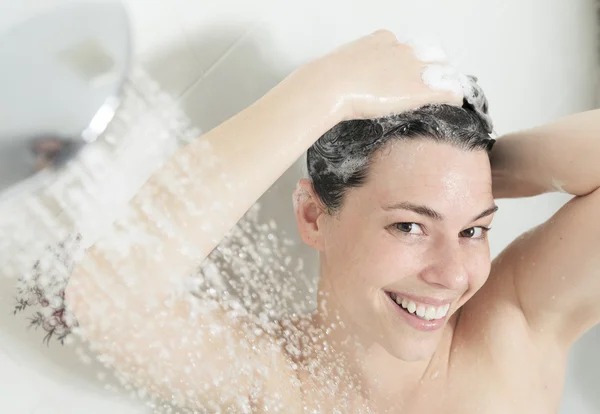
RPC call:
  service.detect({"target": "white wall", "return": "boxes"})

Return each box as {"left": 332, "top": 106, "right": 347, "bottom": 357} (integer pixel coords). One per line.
{"left": 0, "top": 0, "right": 598, "bottom": 412}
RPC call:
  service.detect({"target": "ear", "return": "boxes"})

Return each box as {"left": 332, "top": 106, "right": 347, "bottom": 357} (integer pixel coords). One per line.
{"left": 293, "top": 178, "right": 327, "bottom": 251}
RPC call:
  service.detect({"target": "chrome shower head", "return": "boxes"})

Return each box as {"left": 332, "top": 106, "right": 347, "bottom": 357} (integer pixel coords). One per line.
{"left": 0, "top": 1, "right": 131, "bottom": 204}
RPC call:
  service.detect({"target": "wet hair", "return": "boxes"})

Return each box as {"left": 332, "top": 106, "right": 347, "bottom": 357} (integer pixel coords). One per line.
{"left": 306, "top": 76, "right": 495, "bottom": 213}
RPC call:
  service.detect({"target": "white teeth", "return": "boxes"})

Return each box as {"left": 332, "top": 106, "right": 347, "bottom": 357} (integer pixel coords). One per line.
{"left": 390, "top": 294, "right": 451, "bottom": 321}
{"left": 424, "top": 307, "right": 437, "bottom": 320}
{"left": 436, "top": 304, "right": 450, "bottom": 319}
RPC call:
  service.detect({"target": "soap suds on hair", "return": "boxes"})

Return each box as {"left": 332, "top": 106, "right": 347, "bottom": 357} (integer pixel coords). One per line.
{"left": 421, "top": 64, "right": 463, "bottom": 97}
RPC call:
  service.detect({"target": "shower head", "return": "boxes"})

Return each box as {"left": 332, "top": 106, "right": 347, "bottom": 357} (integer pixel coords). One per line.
{"left": 0, "top": 1, "right": 131, "bottom": 205}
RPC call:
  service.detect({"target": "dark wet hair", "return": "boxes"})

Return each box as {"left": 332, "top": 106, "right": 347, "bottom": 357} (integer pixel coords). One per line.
{"left": 306, "top": 77, "right": 495, "bottom": 213}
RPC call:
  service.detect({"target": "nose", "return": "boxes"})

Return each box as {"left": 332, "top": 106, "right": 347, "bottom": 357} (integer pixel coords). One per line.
{"left": 419, "top": 243, "right": 469, "bottom": 291}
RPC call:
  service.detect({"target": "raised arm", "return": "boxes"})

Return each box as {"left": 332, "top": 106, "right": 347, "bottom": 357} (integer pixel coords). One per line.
{"left": 490, "top": 108, "right": 600, "bottom": 345}
{"left": 64, "top": 62, "right": 340, "bottom": 410}
{"left": 64, "top": 30, "right": 462, "bottom": 410}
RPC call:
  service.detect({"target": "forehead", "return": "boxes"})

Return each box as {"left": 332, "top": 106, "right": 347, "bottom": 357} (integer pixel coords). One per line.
{"left": 363, "top": 139, "right": 493, "bottom": 210}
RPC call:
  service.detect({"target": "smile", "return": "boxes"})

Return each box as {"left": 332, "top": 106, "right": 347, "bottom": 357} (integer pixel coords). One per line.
{"left": 386, "top": 292, "right": 450, "bottom": 321}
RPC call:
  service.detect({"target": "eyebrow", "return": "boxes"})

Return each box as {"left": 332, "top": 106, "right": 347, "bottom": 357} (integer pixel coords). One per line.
{"left": 382, "top": 202, "right": 499, "bottom": 222}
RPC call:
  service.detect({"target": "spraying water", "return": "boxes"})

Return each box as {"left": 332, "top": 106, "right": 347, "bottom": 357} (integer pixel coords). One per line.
{"left": 5, "top": 67, "right": 337, "bottom": 413}
{"left": 5, "top": 37, "right": 486, "bottom": 413}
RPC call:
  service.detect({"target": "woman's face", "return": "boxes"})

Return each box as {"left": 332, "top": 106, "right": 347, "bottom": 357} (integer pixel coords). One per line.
{"left": 303, "top": 139, "right": 496, "bottom": 362}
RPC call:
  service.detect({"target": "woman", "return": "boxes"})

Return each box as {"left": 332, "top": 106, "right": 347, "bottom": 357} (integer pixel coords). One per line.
{"left": 64, "top": 30, "right": 600, "bottom": 412}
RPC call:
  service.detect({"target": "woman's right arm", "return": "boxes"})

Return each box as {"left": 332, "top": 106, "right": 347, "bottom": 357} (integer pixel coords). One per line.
{"left": 64, "top": 56, "right": 343, "bottom": 411}
{"left": 64, "top": 30, "right": 462, "bottom": 410}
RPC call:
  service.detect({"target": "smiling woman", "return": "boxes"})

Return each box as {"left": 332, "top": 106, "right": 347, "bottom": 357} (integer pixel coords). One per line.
{"left": 296, "top": 88, "right": 498, "bottom": 362}
{"left": 62, "top": 29, "right": 600, "bottom": 413}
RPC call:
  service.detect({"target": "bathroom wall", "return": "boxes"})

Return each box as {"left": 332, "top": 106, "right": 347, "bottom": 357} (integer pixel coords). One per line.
{"left": 0, "top": 0, "right": 598, "bottom": 412}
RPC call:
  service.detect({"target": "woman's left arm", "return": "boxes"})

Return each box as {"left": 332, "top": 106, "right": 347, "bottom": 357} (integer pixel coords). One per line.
{"left": 490, "top": 108, "right": 600, "bottom": 346}
{"left": 491, "top": 108, "right": 600, "bottom": 199}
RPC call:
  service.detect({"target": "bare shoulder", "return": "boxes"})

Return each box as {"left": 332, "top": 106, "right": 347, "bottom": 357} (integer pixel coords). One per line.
{"left": 451, "top": 216, "right": 579, "bottom": 393}
{"left": 254, "top": 329, "right": 305, "bottom": 413}
{"left": 456, "top": 247, "right": 540, "bottom": 354}
{"left": 457, "top": 235, "right": 562, "bottom": 355}
{"left": 451, "top": 250, "right": 568, "bottom": 409}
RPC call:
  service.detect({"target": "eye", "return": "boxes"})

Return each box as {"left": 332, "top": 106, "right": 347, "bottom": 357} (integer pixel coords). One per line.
{"left": 393, "top": 222, "right": 425, "bottom": 235}
{"left": 460, "top": 226, "right": 491, "bottom": 239}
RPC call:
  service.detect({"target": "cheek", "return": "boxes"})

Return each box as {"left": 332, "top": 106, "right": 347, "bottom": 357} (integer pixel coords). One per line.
{"left": 324, "top": 226, "right": 397, "bottom": 288}
{"left": 322, "top": 214, "right": 375, "bottom": 265}
{"left": 322, "top": 227, "right": 357, "bottom": 265}
{"left": 353, "top": 236, "right": 422, "bottom": 291}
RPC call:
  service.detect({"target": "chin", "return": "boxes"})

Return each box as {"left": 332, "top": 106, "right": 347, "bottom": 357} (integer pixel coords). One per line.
{"left": 374, "top": 292, "right": 448, "bottom": 361}
{"left": 385, "top": 337, "right": 439, "bottom": 362}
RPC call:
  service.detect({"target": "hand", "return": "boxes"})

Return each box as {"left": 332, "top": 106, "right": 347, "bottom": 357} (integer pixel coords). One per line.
{"left": 303, "top": 30, "right": 464, "bottom": 120}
